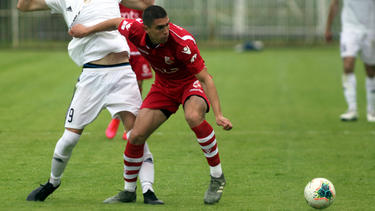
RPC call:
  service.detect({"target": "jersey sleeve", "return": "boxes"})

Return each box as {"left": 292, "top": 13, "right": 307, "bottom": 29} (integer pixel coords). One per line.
{"left": 117, "top": 18, "right": 140, "bottom": 40}
{"left": 45, "top": 0, "right": 64, "bottom": 14}
{"left": 178, "top": 40, "right": 206, "bottom": 75}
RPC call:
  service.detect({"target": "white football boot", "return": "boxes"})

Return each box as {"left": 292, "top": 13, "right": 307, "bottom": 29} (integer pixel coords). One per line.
{"left": 367, "top": 112, "right": 375, "bottom": 122}
{"left": 340, "top": 110, "right": 358, "bottom": 121}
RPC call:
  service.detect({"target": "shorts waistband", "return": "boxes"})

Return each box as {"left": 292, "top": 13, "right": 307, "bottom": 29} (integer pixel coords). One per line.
{"left": 83, "top": 62, "right": 130, "bottom": 69}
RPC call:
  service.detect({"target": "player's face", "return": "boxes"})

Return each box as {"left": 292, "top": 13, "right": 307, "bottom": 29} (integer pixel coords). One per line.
{"left": 146, "top": 17, "right": 170, "bottom": 44}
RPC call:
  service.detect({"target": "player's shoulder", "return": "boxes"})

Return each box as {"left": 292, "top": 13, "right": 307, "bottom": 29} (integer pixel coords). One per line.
{"left": 120, "top": 18, "right": 143, "bottom": 31}
{"left": 169, "top": 23, "right": 197, "bottom": 47}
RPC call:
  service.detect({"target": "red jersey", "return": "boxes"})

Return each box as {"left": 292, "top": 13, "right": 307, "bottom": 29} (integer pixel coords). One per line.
{"left": 118, "top": 19, "right": 206, "bottom": 87}
{"left": 118, "top": 4, "right": 142, "bottom": 53}
{"left": 119, "top": 4, "right": 143, "bottom": 19}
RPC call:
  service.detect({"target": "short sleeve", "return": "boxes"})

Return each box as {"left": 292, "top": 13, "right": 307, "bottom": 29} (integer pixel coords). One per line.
{"left": 118, "top": 18, "right": 143, "bottom": 42}
{"left": 118, "top": 19, "right": 137, "bottom": 38}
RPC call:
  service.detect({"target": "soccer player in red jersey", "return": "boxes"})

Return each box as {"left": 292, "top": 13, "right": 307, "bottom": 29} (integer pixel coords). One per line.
{"left": 70, "top": 5, "right": 232, "bottom": 204}
{"left": 106, "top": 3, "right": 154, "bottom": 140}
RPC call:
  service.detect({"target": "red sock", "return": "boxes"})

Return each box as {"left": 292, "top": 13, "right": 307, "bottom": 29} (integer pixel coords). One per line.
{"left": 191, "top": 120, "right": 220, "bottom": 167}
{"left": 123, "top": 141, "right": 144, "bottom": 183}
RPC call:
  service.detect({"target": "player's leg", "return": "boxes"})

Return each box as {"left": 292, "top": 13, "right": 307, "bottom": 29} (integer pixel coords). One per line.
{"left": 121, "top": 80, "right": 143, "bottom": 140}
{"left": 139, "top": 142, "right": 164, "bottom": 204}
{"left": 341, "top": 57, "right": 358, "bottom": 120}
{"left": 117, "top": 110, "right": 163, "bottom": 204}
{"left": 340, "top": 31, "right": 361, "bottom": 121}
{"left": 364, "top": 64, "right": 375, "bottom": 122}
{"left": 183, "top": 95, "right": 225, "bottom": 204}
{"left": 26, "top": 127, "right": 83, "bottom": 201}
{"left": 26, "top": 67, "right": 103, "bottom": 201}
{"left": 361, "top": 33, "right": 375, "bottom": 122}
{"left": 104, "top": 108, "right": 167, "bottom": 204}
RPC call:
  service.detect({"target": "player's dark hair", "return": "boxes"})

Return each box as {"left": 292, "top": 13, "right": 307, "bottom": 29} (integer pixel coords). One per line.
{"left": 142, "top": 5, "right": 167, "bottom": 27}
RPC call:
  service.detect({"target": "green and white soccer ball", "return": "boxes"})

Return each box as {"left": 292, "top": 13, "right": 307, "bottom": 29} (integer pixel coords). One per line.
{"left": 304, "top": 178, "right": 336, "bottom": 209}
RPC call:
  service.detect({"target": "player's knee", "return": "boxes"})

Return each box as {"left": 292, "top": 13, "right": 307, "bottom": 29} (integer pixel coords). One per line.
{"left": 343, "top": 60, "right": 355, "bottom": 73}
{"left": 128, "top": 130, "right": 147, "bottom": 145}
{"left": 54, "top": 130, "right": 80, "bottom": 157}
{"left": 185, "top": 110, "right": 204, "bottom": 127}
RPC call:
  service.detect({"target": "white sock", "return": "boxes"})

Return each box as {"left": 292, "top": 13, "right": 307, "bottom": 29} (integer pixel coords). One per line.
{"left": 342, "top": 73, "right": 357, "bottom": 111}
{"left": 210, "top": 163, "right": 223, "bottom": 178}
{"left": 124, "top": 182, "right": 137, "bottom": 192}
{"left": 366, "top": 77, "right": 375, "bottom": 114}
{"left": 139, "top": 143, "right": 155, "bottom": 193}
{"left": 49, "top": 129, "right": 80, "bottom": 187}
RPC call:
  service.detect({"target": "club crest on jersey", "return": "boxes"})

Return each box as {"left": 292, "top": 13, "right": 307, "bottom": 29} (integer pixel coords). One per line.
{"left": 182, "top": 46, "right": 191, "bottom": 54}
{"left": 193, "top": 80, "right": 201, "bottom": 88}
{"left": 164, "top": 56, "right": 174, "bottom": 65}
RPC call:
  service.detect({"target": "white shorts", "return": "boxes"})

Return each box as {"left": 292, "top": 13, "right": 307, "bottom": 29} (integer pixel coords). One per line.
{"left": 65, "top": 63, "right": 142, "bottom": 129}
{"left": 340, "top": 30, "right": 375, "bottom": 65}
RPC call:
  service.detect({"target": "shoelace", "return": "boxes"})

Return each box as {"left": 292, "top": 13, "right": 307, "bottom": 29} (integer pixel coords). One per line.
{"left": 144, "top": 191, "right": 158, "bottom": 200}
{"left": 36, "top": 183, "right": 53, "bottom": 197}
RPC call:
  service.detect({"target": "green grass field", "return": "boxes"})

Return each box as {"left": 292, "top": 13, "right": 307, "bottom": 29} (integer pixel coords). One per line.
{"left": 1, "top": 46, "right": 374, "bottom": 211}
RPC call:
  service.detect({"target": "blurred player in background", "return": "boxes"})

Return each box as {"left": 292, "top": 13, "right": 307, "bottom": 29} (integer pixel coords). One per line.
{"left": 325, "top": 0, "right": 375, "bottom": 122}
{"left": 106, "top": 2, "right": 154, "bottom": 140}
{"left": 17, "top": 0, "right": 162, "bottom": 204}
{"left": 70, "top": 5, "right": 232, "bottom": 205}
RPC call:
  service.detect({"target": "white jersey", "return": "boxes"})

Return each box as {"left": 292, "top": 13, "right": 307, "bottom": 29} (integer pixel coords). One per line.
{"left": 341, "top": 0, "right": 375, "bottom": 33}
{"left": 45, "top": 0, "right": 129, "bottom": 66}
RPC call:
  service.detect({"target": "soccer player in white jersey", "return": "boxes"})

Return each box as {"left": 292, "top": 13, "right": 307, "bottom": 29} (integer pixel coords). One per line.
{"left": 326, "top": 0, "right": 375, "bottom": 122}
{"left": 17, "top": 0, "right": 163, "bottom": 204}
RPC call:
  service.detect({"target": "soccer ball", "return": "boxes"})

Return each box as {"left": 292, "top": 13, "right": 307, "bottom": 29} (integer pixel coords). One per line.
{"left": 304, "top": 178, "right": 336, "bottom": 209}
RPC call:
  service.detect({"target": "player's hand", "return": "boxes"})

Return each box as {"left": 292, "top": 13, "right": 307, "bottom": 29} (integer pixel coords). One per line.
{"left": 69, "top": 24, "right": 90, "bottom": 38}
{"left": 325, "top": 30, "right": 333, "bottom": 42}
{"left": 216, "top": 116, "right": 232, "bottom": 131}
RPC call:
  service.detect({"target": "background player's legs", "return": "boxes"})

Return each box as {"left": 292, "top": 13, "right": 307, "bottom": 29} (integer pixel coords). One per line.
{"left": 184, "top": 96, "right": 225, "bottom": 204}
{"left": 365, "top": 64, "right": 375, "bottom": 122}
{"left": 341, "top": 57, "right": 358, "bottom": 121}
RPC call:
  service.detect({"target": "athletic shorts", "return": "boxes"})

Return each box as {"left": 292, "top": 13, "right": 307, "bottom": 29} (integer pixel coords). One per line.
{"left": 64, "top": 63, "right": 142, "bottom": 129}
{"left": 141, "top": 79, "right": 210, "bottom": 114}
{"left": 340, "top": 30, "right": 375, "bottom": 65}
{"left": 129, "top": 53, "right": 153, "bottom": 81}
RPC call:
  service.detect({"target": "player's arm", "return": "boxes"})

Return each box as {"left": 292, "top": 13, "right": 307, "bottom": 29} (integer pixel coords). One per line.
{"left": 195, "top": 68, "right": 233, "bottom": 131}
{"left": 120, "top": 0, "right": 154, "bottom": 10}
{"left": 325, "top": 0, "right": 339, "bottom": 42}
{"left": 17, "top": 0, "right": 49, "bottom": 11}
{"left": 69, "top": 18, "right": 124, "bottom": 38}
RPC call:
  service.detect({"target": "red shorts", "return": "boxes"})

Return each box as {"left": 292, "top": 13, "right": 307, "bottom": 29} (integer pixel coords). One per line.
{"left": 141, "top": 79, "right": 210, "bottom": 114}
{"left": 129, "top": 54, "right": 153, "bottom": 81}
